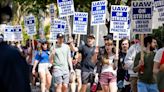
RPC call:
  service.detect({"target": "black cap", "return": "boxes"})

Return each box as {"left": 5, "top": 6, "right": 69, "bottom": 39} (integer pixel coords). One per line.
{"left": 57, "top": 33, "right": 64, "bottom": 38}
{"left": 87, "top": 34, "right": 95, "bottom": 39}
{"left": 103, "top": 34, "right": 113, "bottom": 40}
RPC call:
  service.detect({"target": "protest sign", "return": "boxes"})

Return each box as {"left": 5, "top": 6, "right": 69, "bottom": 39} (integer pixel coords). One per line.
{"left": 73, "top": 12, "right": 88, "bottom": 35}
{"left": 132, "top": 1, "right": 153, "bottom": 34}
{"left": 57, "top": 0, "right": 75, "bottom": 17}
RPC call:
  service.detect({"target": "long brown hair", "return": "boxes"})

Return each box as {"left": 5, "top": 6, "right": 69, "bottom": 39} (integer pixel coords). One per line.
{"left": 103, "top": 40, "right": 115, "bottom": 60}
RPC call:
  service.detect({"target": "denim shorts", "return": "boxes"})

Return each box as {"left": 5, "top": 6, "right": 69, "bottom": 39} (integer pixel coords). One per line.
{"left": 137, "top": 81, "right": 159, "bottom": 92}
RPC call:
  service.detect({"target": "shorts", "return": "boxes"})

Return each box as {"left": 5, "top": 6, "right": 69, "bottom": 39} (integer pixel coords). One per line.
{"left": 38, "top": 63, "right": 49, "bottom": 73}
{"left": 52, "top": 73, "right": 70, "bottom": 85}
{"left": 99, "top": 72, "right": 116, "bottom": 85}
{"left": 81, "top": 71, "right": 94, "bottom": 84}
{"left": 75, "top": 69, "right": 81, "bottom": 79}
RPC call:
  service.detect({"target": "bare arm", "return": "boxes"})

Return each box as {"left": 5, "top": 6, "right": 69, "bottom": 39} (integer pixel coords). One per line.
{"left": 153, "top": 62, "right": 160, "bottom": 74}
{"left": 69, "top": 42, "right": 78, "bottom": 52}
{"left": 67, "top": 46, "right": 74, "bottom": 71}
{"left": 32, "top": 60, "right": 39, "bottom": 72}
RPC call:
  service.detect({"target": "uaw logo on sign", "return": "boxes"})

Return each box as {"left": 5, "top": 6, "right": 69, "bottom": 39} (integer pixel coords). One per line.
{"left": 154, "top": 0, "right": 164, "bottom": 22}
{"left": 57, "top": 0, "right": 75, "bottom": 17}
{"left": 110, "top": 5, "right": 129, "bottom": 33}
{"left": 132, "top": 1, "right": 153, "bottom": 34}
{"left": 14, "top": 25, "right": 23, "bottom": 41}
{"left": 73, "top": 12, "right": 88, "bottom": 35}
{"left": 4, "top": 26, "right": 15, "bottom": 41}
{"left": 25, "top": 15, "right": 36, "bottom": 35}
{"left": 50, "top": 19, "right": 66, "bottom": 33}
{"left": 91, "top": 1, "right": 106, "bottom": 25}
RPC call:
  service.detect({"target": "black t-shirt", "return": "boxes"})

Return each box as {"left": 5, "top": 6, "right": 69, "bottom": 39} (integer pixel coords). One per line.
{"left": 0, "top": 42, "right": 31, "bottom": 92}
{"left": 78, "top": 44, "right": 96, "bottom": 72}
{"left": 117, "top": 51, "right": 129, "bottom": 81}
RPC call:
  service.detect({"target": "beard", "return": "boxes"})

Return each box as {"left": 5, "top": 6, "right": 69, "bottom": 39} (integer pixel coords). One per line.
{"left": 150, "top": 46, "right": 155, "bottom": 51}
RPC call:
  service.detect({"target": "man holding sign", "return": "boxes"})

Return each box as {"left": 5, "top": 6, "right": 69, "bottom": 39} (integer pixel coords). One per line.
{"left": 133, "top": 36, "right": 158, "bottom": 92}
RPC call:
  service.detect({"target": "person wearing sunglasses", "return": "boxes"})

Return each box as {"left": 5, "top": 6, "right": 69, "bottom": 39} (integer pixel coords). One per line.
{"left": 32, "top": 39, "right": 52, "bottom": 92}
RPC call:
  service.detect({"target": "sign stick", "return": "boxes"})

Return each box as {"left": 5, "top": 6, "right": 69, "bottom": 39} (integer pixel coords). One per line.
{"left": 116, "top": 33, "right": 119, "bottom": 58}
{"left": 77, "top": 34, "right": 81, "bottom": 47}
{"left": 66, "top": 16, "right": 72, "bottom": 37}
{"left": 140, "top": 34, "right": 144, "bottom": 61}
{"left": 96, "top": 25, "right": 99, "bottom": 46}
{"left": 31, "top": 36, "right": 35, "bottom": 50}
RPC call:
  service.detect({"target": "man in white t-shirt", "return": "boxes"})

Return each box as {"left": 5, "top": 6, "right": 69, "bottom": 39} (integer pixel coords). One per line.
{"left": 153, "top": 47, "right": 164, "bottom": 92}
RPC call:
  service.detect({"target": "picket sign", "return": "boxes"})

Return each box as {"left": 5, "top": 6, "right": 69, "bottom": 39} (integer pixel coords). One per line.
{"left": 91, "top": 1, "right": 106, "bottom": 46}
{"left": 154, "top": 0, "right": 164, "bottom": 22}
{"left": 132, "top": 1, "right": 153, "bottom": 62}
{"left": 25, "top": 15, "right": 36, "bottom": 36}
{"left": 73, "top": 12, "right": 88, "bottom": 35}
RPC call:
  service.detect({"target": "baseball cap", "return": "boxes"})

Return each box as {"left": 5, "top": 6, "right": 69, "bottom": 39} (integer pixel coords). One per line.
{"left": 38, "top": 38, "right": 47, "bottom": 44}
{"left": 87, "top": 34, "right": 95, "bottom": 39}
{"left": 57, "top": 33, "right": 64, "bottom": 38}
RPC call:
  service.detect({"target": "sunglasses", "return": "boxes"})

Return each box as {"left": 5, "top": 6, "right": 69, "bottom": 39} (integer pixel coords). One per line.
{"left": 41, "top": 42, "right": 47, "bottom": 45}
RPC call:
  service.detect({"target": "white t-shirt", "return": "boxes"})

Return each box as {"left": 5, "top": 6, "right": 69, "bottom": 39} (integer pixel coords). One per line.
{"left": 101, "top": 54, "right": 117, "bottom": 76}
{"left": 154, "top": 47, "right": 164, "bottom": 63}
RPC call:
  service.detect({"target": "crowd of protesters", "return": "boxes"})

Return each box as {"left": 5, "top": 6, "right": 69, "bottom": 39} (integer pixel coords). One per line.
{"left": 1, "top": 1, "right": 164, "bottom": 92}
{"left": 1, "top": 32, "right": 163, "bottom": 92}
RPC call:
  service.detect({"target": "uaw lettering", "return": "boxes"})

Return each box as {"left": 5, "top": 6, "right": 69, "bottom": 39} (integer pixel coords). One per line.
{"left": 132, "top": 1, "right": 152, "bottom": 20}
{"left": 111, "top": 5, "right": 128, "bottom": 21}
{"left": 132, "top": 1, "right": 152, "bottom": 34}
{"left": 110, "top": 5, "right": 129, "bottom": 33}
{"left": 154, "top": 0, "right": 164, "bottom": 22}
{"left": 57, "top": 0, "right": 75, "bottom": 17}
{"left": 91, "top": 1, "right": 106, "bottom": 25}
{"left": 73, "top": 12, "right": 88, "bottom": 34}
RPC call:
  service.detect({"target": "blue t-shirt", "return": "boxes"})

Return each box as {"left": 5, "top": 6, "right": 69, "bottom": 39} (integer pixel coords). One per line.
{"left": 35, "top": 50, "right": 49, "bottom": 63}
